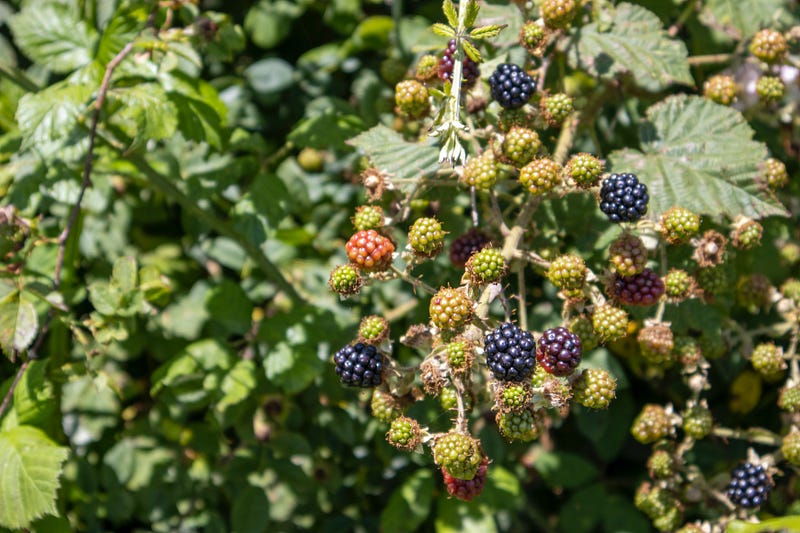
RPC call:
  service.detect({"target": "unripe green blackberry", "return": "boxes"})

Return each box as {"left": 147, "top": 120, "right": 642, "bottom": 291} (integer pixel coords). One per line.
{"left": 665, "top": 269, "right": 695, "bottom": 302}
{"left": 572, "top": 368, "right": 617, "bottom": 409}
{"left": 352, "top": 205, "right": 384, "bottom": 231}
{"left": 609, "top": 233, "right": 647, "bottom": 276}
{"left": 497, "top": 108, "right": 531, "bottom": 133}
{"left": 756, "top": 76, "right": 785, "bottom": 104}
{"left": 703, "top": 74, "right": 737, "bottom": 105}
{"left": 635, "top": 484, "right": 681, "bottom": 527}
{"left": 699, "top": 329, "right": 726, "bottom": 360}
{"left": 495, "top": 382, "right": 532, "bottom": 413}
{"left": 371, "top": 389, "right": 405, "bottom": 422}
{"left": 780, "top": 242, "right": 800, "bottom": 266}
{"left": 540, "top": 93, "right": 574, "bottom": 126}
{"left": 519, "top": 157, "right": 562, "bottom": 195}
{"left": 408, "top": 217, "right": 446, "bottom": 257}
{"left": 466, "top": 247, "right": 506, "bottom": 284}
{"left": 653, "top": 507, "right": 684, "bottom": 533}
{"left": 647, "top": 449, "right": 676, "bottom": 479}
{"left": 547, "top": 253, "right": 586, "bottom": 298}
{"left": 387, "top": 416, "right": 421, "bottom": 451}
{"left": 328, "top": 264, "right": 363, "bottom": 295}
{"left": 673, "top": 336, "right": 702, "bottom": 367}
{"left": 440, "top": 387, "right": 474, "bottom": 412}
{"left": 677, "top": 524, "right": 705, "bottom": 533}
{"left": 682, "top": 404, "right": 713, "bottom": 439}
{"left": 541, "top": 0, "right": 579, "bottom": 29}
{"left": 496, "top": 408, "right": 541, "bottom": 441}
{"left": 444, "top": 338, "right": 474, "bottom": 374}
{"left": 696, "top": 264, "right": 731, "bottom": 298}
{"left": 781, "top": 428, "right": 800, "bottom": 465}
{"left": 731, "top": 218, "right": 763, "bottom": 250}
{"left": 429, "top": 287, "right": 473, "bottom": 330}
{"left": 781, "top": 279, "right": 800, "bottom": 304}
{"left": 461, "top": 151, "right": 498, "bottom": 191}
{"left": 779, "top": 384, "right": 800, "bottom": 412}
{"left": 297, "top": 147, "right": 325, "bottom": 172}
{"left": 736, "top": 273, "right": 772, "bottom": 311}
{"left": 749, "top": 29, "right": 788, "bottom": 64}
{"left": 415, "top": 54, "right": 439, "bottom": 81}
{"left": 358, "top": 315, "right": 390, "bottom": 345}
{"left": 565, "top": 153, "right": 604, "bottom": 189}
{"left": 592, "top": 304, "right": 630, "bottom": 343}
{"left": 760, "top": 158, "right": 789, "bottom": 189}
{"left": 660, "top": 207, "right": 701, "bottom": 244}
{"left": 501, "top": 126, "right": 541, "bottom": 167}
{"left": 519, "top": 20, "right": 548, "bottom": 56}
{"left": 432, "top": 431, "right": 484, "bottom": 480}
{"left": 751, "top": 342, "right": 786, "bottom": 378}
{"left": 395, "top": 80, "right": 430, "bottom": 118}
{"left": 569, "top": 315, "right": 599, "bottom": 352}
{"left": 638, "top": 324, "right": 675, "bottom": 367}
{"left": 631, "top": 404, "right": 673, "bottom": 444}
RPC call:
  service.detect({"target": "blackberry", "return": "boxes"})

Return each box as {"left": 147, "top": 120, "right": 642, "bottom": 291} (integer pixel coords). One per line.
{"left": 438, "top": 39, "right": 480, "bottom": 90}
{"left": 519, "top": 157, "right": 562, "bottom": 195}
{"left": 496, "top": 409, "right": 541, "bottom": 441}
{"left": 697, "top": 264, "right": 731, "bottom": 298}
{"left": 371, "top": 389, "right": 405, "bottom": 422}
{"left": 664, "top": 269, "right": 695, "bottom": 302}
{"left": 432, "top": 431, "right": 484, "bottom": 480}
{"left": 750, "top": 342, "right": 785, "bottom": 378}
{"left": 781, "top": 429, "right": 800, "bottom": 466}
{"left": 449, "top": 228, "right": 491, "bottom": 268}
{"left": 569, "top": 315, "right": 599, "bottom": 352}
{"left": 466, "top": 247, "right": 507, "bottom": 284}
{"left": 440, "top": 387, "right": 474, "bottom": 412}
{"left": 541, "top": 0, "right": 579, "bottom": 29}
{"left": 682, "top": 404, "right": 713, "bottom": 439}
{"left": 572, "top": 368, "right": 616, "bottom": 409}
{"left": 444, "top": 338, "right": 474, "bottom": 374}
{"left": 328, "top": 264, "right": 362, "bottom": 296}
{"left": 519, "top": 21, "right": 548, "bottom": 56}
{"left": 731, "top": 217, "right": 763, "bottom": 250}
{"left": 736, "top": 273, "right": 772, "bottom": 311}
{"left": 387, "top": 416, "right": 421, "bottom": 451}
{"left": 760, "top": 158, "right": 789, "bottom": 189}
{"left": 647, "top": 449, "right": 676, "bottom": 479}
{"left": 756, "top": 76, "right": 785, "bottom": 104}
{"left": 495, "top": 382, "right": 532, "bottom": 413}
{"left": 749, "top": 29, "right": 787, "bottom": 64}
{"left": 591, "top": 304, "right": 630, "bottom": 343}
{"left": 703, "top": 74, "right": 737, "bottom": 105}
{"left": 415, "top": 54, "right": 439, "bottom": 81}
{"left": 395, "top": 80, "right": 430, "bottom": 118}
{"left": 660, "top": 207, "right": 701, "bottom": 244}
{"left": 483, "top": 322, "right": 537, "bottom": 382}
{"left": 673, "top": 336, "right": 702, "bottom": 367}
{"left": 497, "top": 108, "right": 531, "bottom": 132}
{"left": 429, "top": 287, "right": 473, "bottom": 330}
{"left": 488, "top": 63, "right": 537, "bottom": 110}
{"left": 346, "top": 230, "right": 395, "bottom": 272}
{"left": 358, "top": 315, "right": 390, "bottom": 345}
{"left": 352, "top": 205, "right": 384, "bottom": 231}
{"left": 536, "top": 326, "right": 582, "bottom": 376}
{"left": 727, "top": 462, "right": 772, "bottom": 508}
{"left": 631, "top": 404, "right": 673, "bottom": 444}
{"left": 609, "top": 233, "right": 647, "bottom": 276}
{"left": 442, "top": 456, "right": 488, "bottom": 501}
{"left": 609, "top": 268, "right": 665, "bottom": 306}
{"left": 779, "top": 384, "right": 800, "bottom": 412}
{"left": 599, "top": 173, "right": 649, "bottom": 223}
{"left": 637, "top": 324, "right": 674, "bottom": 367}
{"left": 501, "top": 126, "right": 541, "bottom": 167}
{"left": 540, "top": 92, "right": 574, "bottom": 126}
{"left": 781, "top": 278, "right": 800, "bottom": 304}
{"left": 333, "top": 343, "right": 385, "bottom": 387}
{"left": 408, "top": 216, "right": 446, "bottom": 257}
{"left": 461, "top": 151, "right": 497, "bottom": 191}
{"left": 547, "top": 253, "right": 586, "bottom": 299}
{"left": 565, "top": 153, "right": 604, "bottom": 189}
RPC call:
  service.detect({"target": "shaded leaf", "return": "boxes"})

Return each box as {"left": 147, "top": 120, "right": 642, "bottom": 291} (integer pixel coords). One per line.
{"left": 231, "top": 486, "right": 269, "bottom": 533}
{"left": 567, "top": 3, "right": 692, "bottom": 91}
{"left": 380, "top": 469, "right": 434, "bottom": 533}
{"left": 534, "top": 450, "right": 599, "bottom": 489}
{"left": 609, "top": 95, "right": 786, "bottom": 220}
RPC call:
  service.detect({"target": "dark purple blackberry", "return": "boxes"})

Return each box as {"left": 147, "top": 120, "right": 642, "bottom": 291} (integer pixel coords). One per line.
{"left": 488, "top": 63, "right": 537, "bottom": 110}
{"left": 609, "top": 268, "right": 665, "bottom": 306}
{"left": 438, "top": 39, "right": 480, "bottom": 90}
{"left": 333, "top": 343, "right": 385, "bottom": 387}
{"left": 484, "top": 322, "right": 536, "bottom": 382}
{"left": 450, "top": 228, "right": 492, "bottom": 268}
{"left": 536, "top": 327, "right": 582, "bottom": 376}
{"left": 727, "top": 463, "right": 771, "bottom": 508}
{"left": 599, "top": 173, "right": 649, "bottom": 223}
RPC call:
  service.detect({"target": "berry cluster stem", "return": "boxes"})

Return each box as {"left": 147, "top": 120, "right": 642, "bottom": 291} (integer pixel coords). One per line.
{"left": 787, "top": 322, "right": 800, "bottom": 382}
{"left": 389, "top": 265, "right": 438, "bottom": 295}
{"left": 711, "top": 426, "right": 783, "bottom": 447}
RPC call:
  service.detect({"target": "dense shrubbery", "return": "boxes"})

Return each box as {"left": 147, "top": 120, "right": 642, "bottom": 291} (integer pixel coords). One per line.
{"left": 0, "top": 0, "right": 799, "bottom": 531}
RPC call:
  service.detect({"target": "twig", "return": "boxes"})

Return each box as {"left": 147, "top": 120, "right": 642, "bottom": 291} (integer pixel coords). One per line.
{"left": 389, "top": 265, "right": 437, "bottom": 295}
{"left": 517, "top": 266, "right": 527, "bottom": 330}
{"left": 687, "top": 54, "right": 733, "bottom": 66}
{"left": 667, "top": 0, "right": 698, "bottom": 37}
{"left": 787, "top": 322, "right": 800, "bottom": 381}
{"left": 711, "top": 426, "right": 783, "bottom": 447}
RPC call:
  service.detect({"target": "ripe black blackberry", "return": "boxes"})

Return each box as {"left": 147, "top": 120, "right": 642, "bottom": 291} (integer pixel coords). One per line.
{"left": 536, "top": 327, "right": 582, "bottom": 376}
{"left": 438, "top": 39, "right": 480, "bottom": 90}
{"left": 484, "top": 322, "right": 536, "bottom": 382}
{"left": 488, "top": 63, "right": 536, "bottom": 110}
{"left": 333, "top": 343, "right": 385, "bottom": 387}
{"left": 599, "top": 173, "right": 649, "bottom": 223}
{"left": 727, "top": 463, "right": 772, "bottom": 508}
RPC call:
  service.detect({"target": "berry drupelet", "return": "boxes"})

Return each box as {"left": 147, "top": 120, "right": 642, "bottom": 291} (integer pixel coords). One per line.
{"left": 439, "top": 39, "right": 480, "bottom": 90}
{"left": 333, "top": 343, "right": 385, "bottom": 387}
{"left": 484, "top": 322, "right": 536, "bottom": 382}
{"left": 727, "top": 463, "right": 771, "bottom": 508}
{"left": 599, "top": 173, "right": 649, "bottom": 223}
{"left": 536, "top": 326, "right": 582, "bottom": 376}
{"left": 489, "top": 63, "right": 537, "bottom": 110}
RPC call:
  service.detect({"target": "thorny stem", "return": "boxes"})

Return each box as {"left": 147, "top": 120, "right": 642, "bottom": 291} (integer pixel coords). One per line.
{"left": 653, "top": 241, "right": 668, "bottom": 322}
{"left": 452, "top": 374, "right": 469, "bottom": 434}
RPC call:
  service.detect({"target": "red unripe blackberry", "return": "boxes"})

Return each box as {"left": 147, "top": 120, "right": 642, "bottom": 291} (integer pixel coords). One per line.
{"left": 408, "top": 216, "right": 446, "bottom": 257}
{"left": 484, "top": 322, "right": 537, "bottom": 382}
{"left": 432, "top": 431, "right": 484, "bottom": 480}
{"left": 333, "top": 342, "right": 386, "bottom": 387}
{"left": 572, "top": 368, "right": 616, "bottom": 409}
{"left": 609, "top": 268, "right": 665, "bottom": 306}
{"left": 565, "top": 153, "right": 604, "bottom": 189}
{"left": 429, "top": 287, "right": 473, "bottom": 330}
{"left": 345, "top": 230, "right": 395, "bottom": 272}
{"left": 547, "top": 253, "right": 586, "bottom": 299}
{"left": 749, "top": 29, "right": 787, "bottom": 64}
{"left": 727, "top": 462, "right": 772, "bottom": 508}
{"left": 519, "top": 157, "right": 562, "bottom": 195}
{"left": 609, "top": 233, "right": 647, "bottom": 276}
{"left": 442, "top": 456, "right": 488, "bottom": 501}
{"left": 631, "top": 404, "right": 673, "bottom": 444}
{"left": 449, "top": 228, "right": 492, "bottom": 268}
{"left": 536, "top": 326, "right": 582, "bottom": 376}
{"left": 438, "top": 39, "right": 480, "bottom": 90}
{"left": 703, "top": 75, "right": 737, "bottom": 105}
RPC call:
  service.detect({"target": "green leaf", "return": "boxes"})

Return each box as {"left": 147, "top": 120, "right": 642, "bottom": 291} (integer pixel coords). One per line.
{"left": 245, "top": 58, "right": 295, "bottom": 96}
{"left": 558, "top": 484, "right": 605, "bottom": 533}
{"left": 107, "top": 83, "right": 178, "bottom": 145}
{"left": 442, "top": 0, "right": 458, "bottom": 28}
{"left": 168, "top": 91, "right": 226, "bottom": 150}
{"left": 111, "top": 256, "right": 138, "bottom": 294}
{"left": 96, "top": 5, "right": 147, "bottom": 64}
{"left": 470, "top": 24, "right": 506, "bottom": 40}
{"left": 231, "top": 486, "right": 270, "bottom": 533}
{"left": 0, "top": 426, "right": 68, "bottom": 529}
{"left": 461, "top": 39, "right": 482, "bottom": 63}
{"left": 534, "top": 450, "right": 599, "bottom": 489}
{"left": 12, "top": 360, "right": 56, "bottom": 429}
{"left": 608, "top": 95, "right": 787, "bottom": 220}
{"left": 0, "top": 280, "right": 38, "bottom": 358}
{"left": 431, "top": 23, "right": 456, "bottom": 38}
{"left": 215, "top": 360, "right": 257, "bottom": 423}
{"left": 700, "top": 0, "right": 787, "bottom": 39}
{"left": 380, "top": 469, "right": 434, "bottom": 533}
{"left": 244, "top": 0, "right": 304, "bottom": 49}
{"left": 205, "top": 280, "right": 253, "bottom": 336}
{"left": 727, "top": 516, "right": 800, "bottom": 533}
{"left": 9, "top": 4, "right": 97, "bottom": 73}
{"left": 566, "top": 3, "right": 692, "bottom": 91}
{"left": 288, "top": 110, "right": 365, "bottom": 150}
{"left": 435, "top": 499, "right": 497, "bottom": 533}
{"left": 347, "top": 125, "right": 439, "bottom": 184}
{"left": 464, "top": 0, "right": 480, "bottom": 28}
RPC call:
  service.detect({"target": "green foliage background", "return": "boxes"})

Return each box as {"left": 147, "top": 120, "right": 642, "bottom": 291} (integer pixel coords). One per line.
{"left": 0, "top": 0, "right": 798, "bottom": 531}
